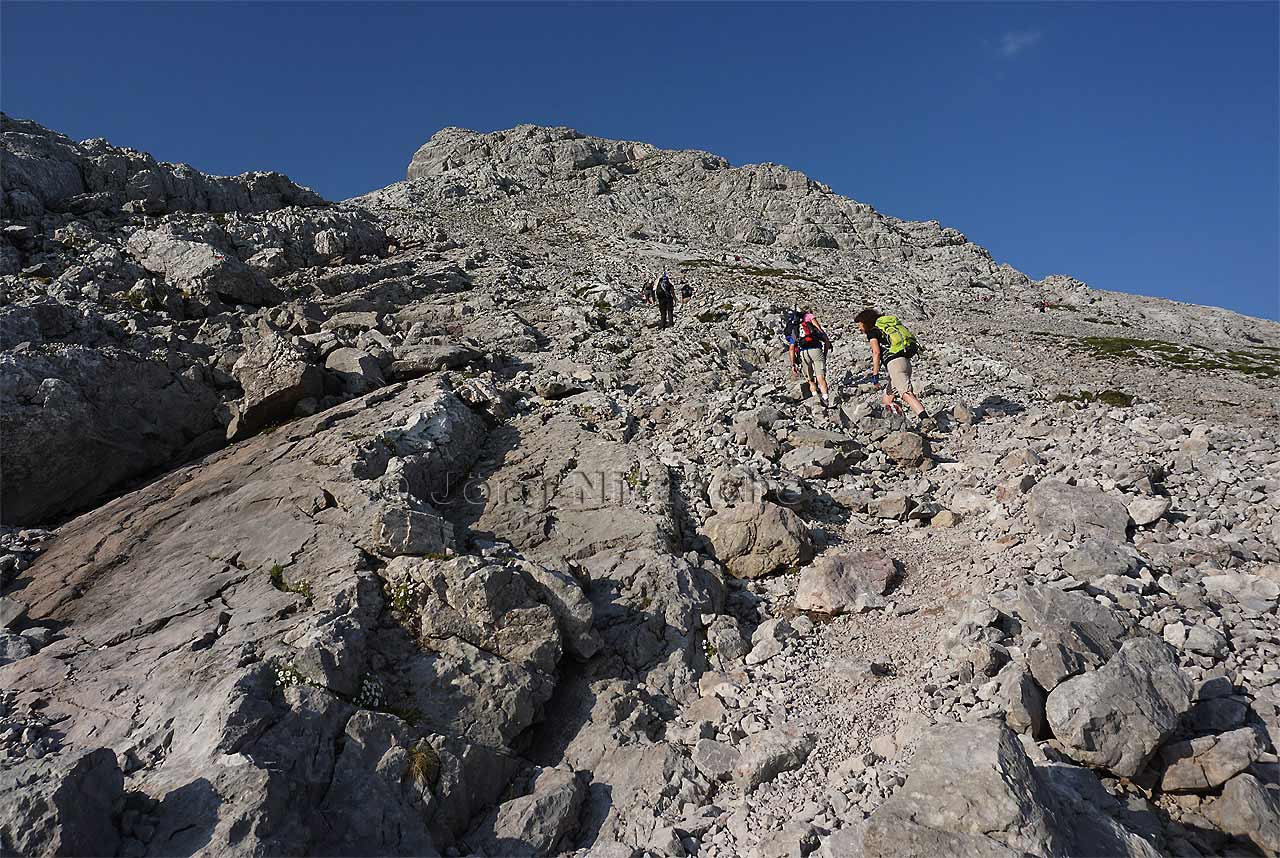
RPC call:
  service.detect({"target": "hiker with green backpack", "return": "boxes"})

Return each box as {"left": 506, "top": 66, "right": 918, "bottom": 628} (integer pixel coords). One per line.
{"left": 854, "top": 308, "right": 934, "bottom": 429}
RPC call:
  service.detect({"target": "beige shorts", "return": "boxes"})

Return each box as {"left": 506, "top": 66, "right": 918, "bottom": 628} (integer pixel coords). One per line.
{"left": 885, "top": 354, "right": 912, "bottom": 394}
{"left": 800, "top": 347, "right": 826, "bottom": 381}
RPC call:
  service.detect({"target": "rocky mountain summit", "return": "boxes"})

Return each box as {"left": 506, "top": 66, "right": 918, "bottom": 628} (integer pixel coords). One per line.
{"left": 2, "top": 115, "right": 1279, "bottom": 858}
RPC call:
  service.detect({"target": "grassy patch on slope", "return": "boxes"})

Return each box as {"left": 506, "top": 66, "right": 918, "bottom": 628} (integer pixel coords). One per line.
{"left": 1033, "top": 332, "right": 1280, "bottom": 380}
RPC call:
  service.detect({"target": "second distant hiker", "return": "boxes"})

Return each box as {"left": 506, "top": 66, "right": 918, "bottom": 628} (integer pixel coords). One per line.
{"left": 649, "top": 271, "right": 677, "bottom": 328}
{"left": 855, "top": 308, "right": 934, "bottom": 429}
{"left": 784, "top": 307, "right": 832, "bottom": 408}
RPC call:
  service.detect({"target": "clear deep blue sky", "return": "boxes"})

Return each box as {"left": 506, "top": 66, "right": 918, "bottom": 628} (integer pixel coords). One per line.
{"left": 4, "top": 1, "right": 1277, "bottom": 319}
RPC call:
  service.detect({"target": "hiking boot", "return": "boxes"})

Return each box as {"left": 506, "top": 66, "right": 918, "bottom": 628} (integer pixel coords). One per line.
{"left": 918, "top": 414, "right": 938, "bottom": 432}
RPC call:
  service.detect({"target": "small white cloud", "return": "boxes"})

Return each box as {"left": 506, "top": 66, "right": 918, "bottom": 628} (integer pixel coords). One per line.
{"left": 1000, "top": 30, "right": 1043, "bottom": 57}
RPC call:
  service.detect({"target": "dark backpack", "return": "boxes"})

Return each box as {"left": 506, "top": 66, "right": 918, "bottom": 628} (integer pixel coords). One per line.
{"left": 781, "top": 309, "right": 803, "bottom": 345}
{"left": 655, "top": 276, "right": 675, "bottom": 302}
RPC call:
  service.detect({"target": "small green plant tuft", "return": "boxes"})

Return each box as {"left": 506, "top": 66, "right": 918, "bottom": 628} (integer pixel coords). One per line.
{"left": 1052, "top": 389, "right": 1135, "bottom": 408}
{"left": 1097, "top": 389, "right": 1135, "bottom": 408}
{"left": 269, "top": 564, "right": 313, "bottom": 600}
{"left": 388, "top": 578, "right": 425, "bottom": 615}
{"left": 624, "top": 463, "right": 644, "bottom": 491}
{"left": 405, "top": 740, "right": 441, "bottom": 789}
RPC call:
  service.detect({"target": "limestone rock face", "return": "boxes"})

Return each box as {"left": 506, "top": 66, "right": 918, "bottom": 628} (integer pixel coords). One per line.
{"left": 0, "top": 322, "right": 223, "bottom": 524}
{"left": 6, "top": 112, "right": 1280, "bottom": 858}
{"left": 465, "top": 413, "right": 678, "bottom": 562}
{"left": 404, "top": 124, "right": 966, "bottom": 258}
{"left": 0, "top": 382, "right": 517, "bottom": 855}
{"left": 1, "top": 113, "right": 323, "bottom": 217}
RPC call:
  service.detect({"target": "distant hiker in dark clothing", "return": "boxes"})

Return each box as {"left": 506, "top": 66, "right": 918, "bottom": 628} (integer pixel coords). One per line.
{"left": 855, "top": 308, "right": 933, "bottom": 428}
{"left": 650, "top": 271, "right": 676, "bottom": 328}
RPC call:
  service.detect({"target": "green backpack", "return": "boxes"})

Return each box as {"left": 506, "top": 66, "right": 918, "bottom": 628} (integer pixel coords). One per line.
{"left": 875, "top": 316, "right": 918, "bottom": 356}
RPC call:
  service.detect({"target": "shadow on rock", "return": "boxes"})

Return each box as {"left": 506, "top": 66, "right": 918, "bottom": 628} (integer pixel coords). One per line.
{"left": 142, "top": 778, "right": 221, "bottom": 857}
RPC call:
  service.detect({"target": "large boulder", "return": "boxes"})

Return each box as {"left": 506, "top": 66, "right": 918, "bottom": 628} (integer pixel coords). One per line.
{"left": 702, "top": 500, "right": 813, "bottom": 579}
{"left": 325, "top": 346, "right": 386, "bottom": 395}
{"left": 863, "top": 720, "right": 1064, "bottom": 858}
{"left": 390, "top": 340, "right": 484, "bottom": 380}
{"left": 863, "top": 720, "right": 1162, "bottom": 858}
{"left": 794, "top": 551, "right": 897, "bottom": 614}
{"left": 1061, "top": 538, "right": 1141, "bottom": 581}
{"left": 0, "top": 748, "right": 124, "bottom": 856}
{"left": 780, "top": 446, "right": 853, "bottom": 479}
{"left": 997, "top": 584, "right": 1133, "bottom": 692}
{"left": 880, "top": 431, "right": 929, "bottom": 469}
{"left": 465, "top": 768, "right": 585, "bottom": 857}
{"left": 1202, "top": 774, "right": 1280, "bottom": 857}
{"left": 733, "top": 728, "right": 815, "bottom": 791}
{"left": 1126, "top": 496, "right": 1170, "bottom": 527}
{"left": 1159, "top": 727, "right": 1265, "bottom": 793}
{"left": 992, "top": 661, "right": 1047, "bottom": 738}
{"left": 1044, "top": 637, "right": 1192, "bottom": 777}
{"left": 1027, "top": 480, "right": 1130, "bottom": 541}
{"left": 1202, "top": 573, "right": 1280, "bottom": 613}
{"left": 127, "top": 227, "right": 281, "bottom": 307}
{"left": 692, "top": 739, "right": 741, "bottom": 782}
{"left": 226, "top": 328, "right": 323, "bottom": 440}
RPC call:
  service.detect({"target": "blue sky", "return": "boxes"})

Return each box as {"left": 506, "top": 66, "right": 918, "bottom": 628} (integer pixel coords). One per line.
{"left": 4, "top": 1, "right": 1277, "bottom": 319}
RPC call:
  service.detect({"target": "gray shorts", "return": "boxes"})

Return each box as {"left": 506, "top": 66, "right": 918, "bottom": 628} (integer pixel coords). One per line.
{"left": 800, "top": 347, "right": 826, "bottom": 381}
{"left": 886, "top": 354, "right": 912, "bottom": 394}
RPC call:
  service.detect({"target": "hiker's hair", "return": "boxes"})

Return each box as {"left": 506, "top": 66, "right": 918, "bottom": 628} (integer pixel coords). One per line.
{"left": 854, "top": 309, "right": 880, "bottom": 327}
